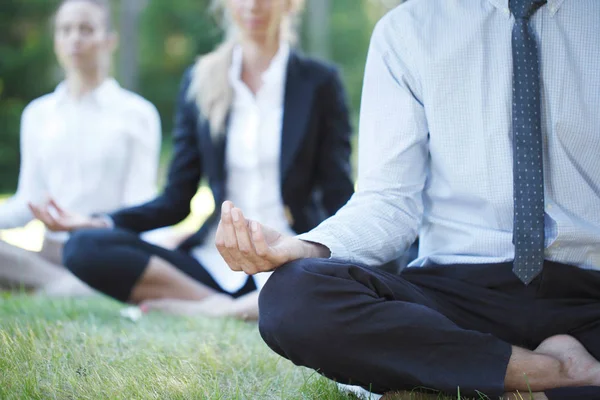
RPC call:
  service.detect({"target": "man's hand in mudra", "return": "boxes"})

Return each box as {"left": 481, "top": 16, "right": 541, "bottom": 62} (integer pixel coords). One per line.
{"left": 215, "top": 201, "right": 329, "bottom": 275}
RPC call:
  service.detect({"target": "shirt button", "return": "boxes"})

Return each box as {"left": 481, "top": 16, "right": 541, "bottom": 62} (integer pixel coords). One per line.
{"left": 546, "top": 204, "right": 553, "bottom": 211}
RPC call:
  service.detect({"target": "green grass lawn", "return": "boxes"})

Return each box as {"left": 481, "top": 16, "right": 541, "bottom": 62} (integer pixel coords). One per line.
{"left": 0, "top": 294, "right": 356, "bottom": 400}
{"left": 0, "top": 295, "right": 478, "bottom": 400}
{"left": 1, "top": 189, "right": 482, "bottom": 400}
{"left": 0, "top": 184, "right": 468, "bottom": 400}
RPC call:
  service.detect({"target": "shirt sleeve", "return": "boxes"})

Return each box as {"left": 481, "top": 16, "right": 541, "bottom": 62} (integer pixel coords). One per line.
{"left": 0, "top": 103, "right": 46, "bottom": 229}
{"left": 297, "top": 17, "right": 429, "bottom": 267}
{"left": 121, "top": 101, "right": 162, "bottom": 207}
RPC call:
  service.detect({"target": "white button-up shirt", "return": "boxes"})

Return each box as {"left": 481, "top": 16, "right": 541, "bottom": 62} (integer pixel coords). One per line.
{"left": 193, "top": 43, "right": 294, "bottom": 293}
{"left": 299, "top": 0, "right": 600, "bottom": 271}
{"left": 0, "top": 79, "right": 161, "bottom": 242}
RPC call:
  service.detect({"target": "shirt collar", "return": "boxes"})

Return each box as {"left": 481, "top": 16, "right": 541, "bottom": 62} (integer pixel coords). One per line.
{"left": 229, "top": 42, "right": 291, "bottom": 91}
{"left": 53, "top": 78, "right": 120, "bottom": 108}
{"left": 488, "top": 0, "right": 565, "bottom": 17}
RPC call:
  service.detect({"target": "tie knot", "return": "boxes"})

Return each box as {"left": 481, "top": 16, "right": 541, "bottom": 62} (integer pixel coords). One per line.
{"left": 509, "top": 0, "right": 547, "bottom": 19}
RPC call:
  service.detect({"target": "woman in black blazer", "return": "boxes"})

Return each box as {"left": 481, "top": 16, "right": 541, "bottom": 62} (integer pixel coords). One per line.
{"left": 33, "top": 0, "right": 354, "bottom": 319}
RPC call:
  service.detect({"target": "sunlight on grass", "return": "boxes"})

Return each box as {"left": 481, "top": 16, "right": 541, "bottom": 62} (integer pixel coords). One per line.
{"left": 0, "top": 220, "right": 45, "bottom": 251}
{"left": 0, "top": 295, "right": 479, "bottom": 400}
{"left": 0, "top": 187, "right": 216, "bottom": 252}
{"left": 0, "top": 296, "right": 356, "bottom": 400}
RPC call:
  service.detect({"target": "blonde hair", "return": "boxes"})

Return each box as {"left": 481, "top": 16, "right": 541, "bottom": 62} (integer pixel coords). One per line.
{"left": 187, "top": 0, "right": 304, "bottom": 138}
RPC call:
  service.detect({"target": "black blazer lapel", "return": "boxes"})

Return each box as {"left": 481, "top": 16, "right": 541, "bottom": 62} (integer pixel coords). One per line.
{"left": 280, "top": 52, "right": 315, "bottom": 182}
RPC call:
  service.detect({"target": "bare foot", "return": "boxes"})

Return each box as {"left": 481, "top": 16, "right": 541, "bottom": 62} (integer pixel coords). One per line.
{"left": 535, "top": 335, "right": 600, "bottom": 386}
{"left": 140, "top": 294, "right": 235, "bottom": 317}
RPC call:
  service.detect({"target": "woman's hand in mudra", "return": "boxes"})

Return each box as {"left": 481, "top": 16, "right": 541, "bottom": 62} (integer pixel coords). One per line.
{"left": 215, "top": 201, "right": 328, "bottom": 275}
{"left": 29, "top": 198, "right": 109, "bottom": 232}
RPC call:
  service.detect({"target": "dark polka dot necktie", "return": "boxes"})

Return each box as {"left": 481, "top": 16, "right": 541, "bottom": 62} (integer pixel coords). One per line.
{"left": 510, "top": 0, "right": 547, "bottom": 285}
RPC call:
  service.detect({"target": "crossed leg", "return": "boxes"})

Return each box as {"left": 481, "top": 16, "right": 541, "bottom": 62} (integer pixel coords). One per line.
{"left": 258, "top": 259, "right": 600, "bottom": 398}
{"left": 0, "top": 239, "right": 67, "bottom": 290}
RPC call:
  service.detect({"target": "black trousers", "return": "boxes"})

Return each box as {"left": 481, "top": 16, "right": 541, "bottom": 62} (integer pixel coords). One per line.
{"left": 258, "top": 259, "right": 600, "bottom": 398}
{"left": 63, "top": 228, "right": 256, "bottom": 302}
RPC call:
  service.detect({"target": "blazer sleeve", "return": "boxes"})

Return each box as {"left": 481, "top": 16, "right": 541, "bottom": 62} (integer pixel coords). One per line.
{"left": 109, "top": 69, "right": 203, "bottom": 232}
{"left": 314, "top": 68, "right": 355, "bottom": 216}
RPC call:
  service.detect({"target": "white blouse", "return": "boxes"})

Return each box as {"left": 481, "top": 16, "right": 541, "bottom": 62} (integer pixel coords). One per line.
{"left": 0, "top": 79, "right": 162, "bottom": 242}
{"left": 192, "top": 43, "right": 295, "bottom": 293}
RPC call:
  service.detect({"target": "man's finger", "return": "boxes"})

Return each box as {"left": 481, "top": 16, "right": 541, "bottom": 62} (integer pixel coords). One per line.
{"left": 221, "top": 205, "right": 245, "bottom": 270}
{"left": 233, "top": 212, "right": 268, "bottom": 275}
{"left": 232, "top": 209, "right": 260, "bottom": 261}
{"left": 221, "top": 248, "right": 243, "bottom": 272}
{"left": 215, "top": 222, "right": 239, "bottom": 271}
{"left": 221, "top": 202, "right": 238, "bottom": 248}
{"left": 249, "top": 222, "right": 286, "bottom": 273}
{"left": 251, "top": 221, "right": 272, "bottom": 260}
{"left": 219, "top": 203, "right": 247, "bottom": 269}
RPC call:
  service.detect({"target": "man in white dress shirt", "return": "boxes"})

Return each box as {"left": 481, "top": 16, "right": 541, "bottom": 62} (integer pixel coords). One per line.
{"left": 212, "top": 1, "right": 600, "bottom": 399}
{"left": 0, "top": 0, "right": 161, "bottom": 294}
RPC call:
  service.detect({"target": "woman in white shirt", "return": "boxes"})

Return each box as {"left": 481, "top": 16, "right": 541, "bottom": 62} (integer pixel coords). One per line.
{"left": 0, "top": 0, "right": 161, "bottom": 293}
{"left": 33, "top": 0, "right": 354, "bottom": 319}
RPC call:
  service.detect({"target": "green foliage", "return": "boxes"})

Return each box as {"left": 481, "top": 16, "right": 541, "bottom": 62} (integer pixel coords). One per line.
{"left": 0, "top": 0, "right": 397, "bottom": 193}
{"left": 136, "top": 0, "right": 221, "bottom": 139}
{"left": 0, "top": 0, "right": 59, "bottom": 192}
{"left": 328, "top": 0, "right": 381, "bottom": 118}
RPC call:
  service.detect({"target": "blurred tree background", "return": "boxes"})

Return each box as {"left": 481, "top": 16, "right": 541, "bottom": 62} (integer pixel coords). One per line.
{"left": 0, "top": 0, "right": 403, "bottom": 193}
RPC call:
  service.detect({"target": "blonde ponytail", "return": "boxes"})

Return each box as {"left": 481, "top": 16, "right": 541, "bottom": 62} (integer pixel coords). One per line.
{"left": 187, "top": 0, "right": 305, "bottom": 139}
{"left": 187, "top": 40, "right": 235, "bottom": 138}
